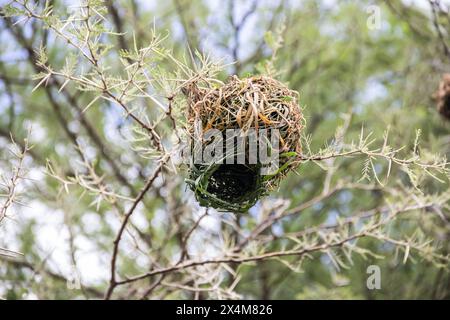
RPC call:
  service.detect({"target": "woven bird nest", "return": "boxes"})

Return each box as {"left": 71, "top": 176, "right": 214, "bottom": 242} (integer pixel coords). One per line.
{"left": 434, "top": 73, "right": 450, "bottom": 120}
{"left": 183, "top": 75, "right": 303, "bottom": 212}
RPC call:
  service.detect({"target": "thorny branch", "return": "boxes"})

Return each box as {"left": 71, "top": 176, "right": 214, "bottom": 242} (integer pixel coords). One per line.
{"left": 105, "top": 160, "right": 165, "bottom": 299}
{"left": 0, "top": 132, "right": 31, "bottom": 224}
{"left": 0, "top": 131, "right": 31, "bottom": 260}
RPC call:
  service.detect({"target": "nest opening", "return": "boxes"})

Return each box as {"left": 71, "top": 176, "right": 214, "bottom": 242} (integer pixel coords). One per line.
{"left": 184, "top": 75, "right": 304, "bottom": 212}
{"left": 207, "top": 164, "right": 258, "bottom": 202}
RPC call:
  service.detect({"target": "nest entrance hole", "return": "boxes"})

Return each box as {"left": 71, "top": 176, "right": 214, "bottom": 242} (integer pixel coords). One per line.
{"left": 207, "top": 164, "right": 258, "bottom": 203}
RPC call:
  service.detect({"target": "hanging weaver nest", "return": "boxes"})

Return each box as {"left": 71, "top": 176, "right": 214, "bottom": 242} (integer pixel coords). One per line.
{"left": 183, "top": 75, "right": 304, "bottom": 212}
{"left": 433, "top": 73, "right": 450, "bottom": 120}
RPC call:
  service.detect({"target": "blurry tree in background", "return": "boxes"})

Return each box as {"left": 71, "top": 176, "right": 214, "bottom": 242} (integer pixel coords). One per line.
{"left": 1, "top": 0, "right": 450, "bottom": 299}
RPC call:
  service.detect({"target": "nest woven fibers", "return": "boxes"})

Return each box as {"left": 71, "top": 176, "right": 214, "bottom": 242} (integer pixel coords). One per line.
{"left": 183, "top": 75, "right": 304, "bottom": 212}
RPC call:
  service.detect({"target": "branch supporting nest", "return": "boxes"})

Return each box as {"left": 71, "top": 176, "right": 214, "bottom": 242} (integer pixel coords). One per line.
{"left": 183, "top": 75, "right": 304, "bottom": 212}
